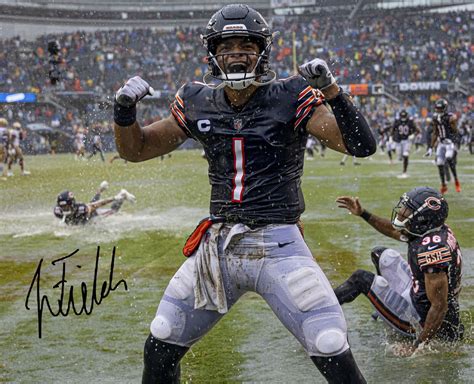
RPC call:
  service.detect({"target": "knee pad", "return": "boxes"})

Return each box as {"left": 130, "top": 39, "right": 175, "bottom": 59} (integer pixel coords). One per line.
{"left": 286, "top": 267, "right": 335, "bottom": 312}
{"left": 315, "top": 329, "right": 347, "bottom": 355}
{"left": 150, "top": 300, "right": 186, "bottom": 342}
{"left": 151, "top": 315, "right": 172, "bottom": 340}
{"left": 403, "top": 152, "right": 409, "bottom": 158}
{"left": 379, "top": 249, "right": 401, "bottom": 269}
{"left": 302, "top": 315, "right": 348, "bottom": 356}
{"left": 371, "top": 275, "right": 389, "bottom": 291}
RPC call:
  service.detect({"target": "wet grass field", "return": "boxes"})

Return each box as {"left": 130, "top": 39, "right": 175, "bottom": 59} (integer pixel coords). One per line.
{"left": 1, "top": 149, "right": 473, "bottom": 383}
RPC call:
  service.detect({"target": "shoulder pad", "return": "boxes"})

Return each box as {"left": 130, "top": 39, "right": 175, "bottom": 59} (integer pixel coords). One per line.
{"left": 181, "top": 82, "right": 207, "bottom": 99}
{"left": 280, "top": 75, "right": 310, "bottom": 93}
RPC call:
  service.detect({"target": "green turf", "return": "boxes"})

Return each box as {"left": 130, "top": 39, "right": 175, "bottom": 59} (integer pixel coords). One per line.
{"left": 1, "top": 149, "right": 473, "bottom": 383}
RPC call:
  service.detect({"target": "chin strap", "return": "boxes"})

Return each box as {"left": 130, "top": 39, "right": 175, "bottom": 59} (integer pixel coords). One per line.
{"left": 202, "top": 70, "right": 276, "bottom": 90}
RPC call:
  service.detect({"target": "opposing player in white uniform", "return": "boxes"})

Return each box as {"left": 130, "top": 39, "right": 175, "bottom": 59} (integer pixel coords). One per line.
{"left": 74, "top": 126, "right": 86, "bottom": 160}
{"left": 0, "top": 118, "right": 9, "bottom": 178}
{"left": 6, "top": 122, "right": 30, "bottom": 176}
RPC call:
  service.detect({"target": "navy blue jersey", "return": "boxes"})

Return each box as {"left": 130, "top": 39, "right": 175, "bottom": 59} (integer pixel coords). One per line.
{"left": 392, "top": 118, "right": 416, "bottom": 142}
{"left": 170, "top": 76, "right": 323, "bottom": 226}
{"left": 407, "top": 225, "right": 462, "bottom": 337}
{"left": 432, "top": 112, "right": 457, "bottom": 142}
{"left": 54, "top": 203, "right": 90, "bottom": 225}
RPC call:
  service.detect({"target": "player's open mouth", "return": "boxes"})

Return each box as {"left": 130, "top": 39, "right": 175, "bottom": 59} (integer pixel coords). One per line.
{"left": 227, "top": 62, "right": 248, "bottom": 73}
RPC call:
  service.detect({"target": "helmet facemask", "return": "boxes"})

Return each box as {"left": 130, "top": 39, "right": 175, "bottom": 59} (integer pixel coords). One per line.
{"left": 203, "top": 33, "right": 275, "bottom": 90}
{"left": 57, "top": 191, "right": 76, "bottom": 215}
{"left": 201, "top": 3, "right": 277, "bottom": 91}
{"left": 399, "top": 110, "right": 408, "bottom": 122}
{"left": 391, "top": 195, "right": 414, "bottom": 234}
{"left": 435, "top": 99, "right": 448, "bottom": 114}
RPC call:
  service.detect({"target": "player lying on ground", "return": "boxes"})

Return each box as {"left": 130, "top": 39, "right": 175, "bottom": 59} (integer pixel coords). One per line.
{"left": 54, "top": 181, "right": 136, "bottom": 225}
{"left": 335, "top": 187, "right": 463, "bottom": 356}
{"left": 114, "top": 4, "right": 376, "bottom": 383}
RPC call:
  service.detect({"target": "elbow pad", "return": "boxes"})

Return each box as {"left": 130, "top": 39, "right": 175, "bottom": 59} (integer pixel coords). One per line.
{"left": 327, "top": 91, "right": 376, "bottom": 157}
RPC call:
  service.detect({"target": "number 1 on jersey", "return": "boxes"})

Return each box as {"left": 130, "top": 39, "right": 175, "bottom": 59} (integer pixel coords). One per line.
{"left": 232, "top": 138, "right": 245, "bottom": 202}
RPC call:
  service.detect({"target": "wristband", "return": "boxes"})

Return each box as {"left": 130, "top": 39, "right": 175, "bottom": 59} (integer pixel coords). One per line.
{"left": 360, "top": 210, "right": 371, "bottom": 222}
{"left": 114, "top": 101, "right": 137, "bottom": 126}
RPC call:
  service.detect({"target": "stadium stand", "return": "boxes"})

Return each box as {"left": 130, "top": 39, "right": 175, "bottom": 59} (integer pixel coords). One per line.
{"left": 0, "top": 0, "right": 472, "bottom": 154}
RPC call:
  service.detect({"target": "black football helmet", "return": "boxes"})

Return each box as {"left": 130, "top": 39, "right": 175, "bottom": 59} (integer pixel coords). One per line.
{"left": 201, "top": 4, "right": 276, "bottom": 90}
{"left": 57, "top": 190, "right": 76, "bottom": 212}
{"left": 399, "top": 110, "right": 408, "bottom": 122}
{"left": 391, "top": 186, "right": 448, "bottom": 237}
{"left": 434, "top": 98, "right": 448, "bottom": 113}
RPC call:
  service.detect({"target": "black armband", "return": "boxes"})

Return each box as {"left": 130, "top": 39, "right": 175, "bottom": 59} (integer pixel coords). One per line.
{"left": 360, "top": 210, "right": 372, "bottom": 222}
{"left": 114, "top": 101, "right": 137, "bottom": 126}
{"left": 326, "top": 90, "right": 377, "bottom": 157}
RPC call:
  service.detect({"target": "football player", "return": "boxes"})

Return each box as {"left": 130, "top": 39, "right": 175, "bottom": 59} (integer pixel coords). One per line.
{"left": 73, "top": 125, "right": 86, "bottom": 160}
{"left": 425, "top": 99, "right": 461, "bottom": 194}
{"left": 0, "top": 117, "right": 8, "bottom": 178}
{"left": 87, "top": 133, "right": 105, "bottom": 162}
{"left": 114, "top": 4, "right": 376, "bottom": 383}
{"left": 54, "top": 181, "right": 136, "bottom": 225}
{"left": 379, "top": 122, "right": 395, "bottom": 164}
{"left": 391, "top": 110, "right": 420, "bottom": 178}
{"left": 6, "top": 121, "right": 30, "bottom": 176}
{"left": 305, "top": 134, "right": 318, "bottom": 160}
{"left": 335, "top": 187, "right": 463, "bottom": 356}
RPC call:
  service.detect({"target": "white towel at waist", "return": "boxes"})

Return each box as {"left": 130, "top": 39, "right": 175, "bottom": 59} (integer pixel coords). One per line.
{"left": 194, "top": 222, "right": 251, "bottom": 313}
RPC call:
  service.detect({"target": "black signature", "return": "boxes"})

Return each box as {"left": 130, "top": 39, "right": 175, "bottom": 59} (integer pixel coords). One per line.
{"left": 25, "top": 246, "right": 128, "bottom": 338}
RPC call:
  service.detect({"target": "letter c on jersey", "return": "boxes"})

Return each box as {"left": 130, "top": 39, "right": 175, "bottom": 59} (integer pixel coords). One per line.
{"left": 197, "top": 119, "right": 211, "bottom": 132}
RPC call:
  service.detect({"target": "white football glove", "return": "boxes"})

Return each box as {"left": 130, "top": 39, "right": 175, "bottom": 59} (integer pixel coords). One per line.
{"left": 115, "top": 76, "right": 154, "bottom": 107}
{"left": 424, "top": 148, "right": 433, "bottom": 157}
{"left": 114, "top": 189, "right": 136, "bottom": 203}
{"left": 100, "top": 180, "right": 109, "bottom": 191}
{"left": 298, "top": 58, "right": 336, "bottom": 90}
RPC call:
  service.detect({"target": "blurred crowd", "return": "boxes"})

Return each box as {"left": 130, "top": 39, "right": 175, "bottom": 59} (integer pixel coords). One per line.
{"left": 0, "top": 8, "right": 472, "bottom": 153}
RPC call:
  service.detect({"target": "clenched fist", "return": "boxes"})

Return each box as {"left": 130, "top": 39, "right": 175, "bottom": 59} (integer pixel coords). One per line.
{"left": 115, "top": 76, "right": 154, "bottom": 107}
{"left": 298, "top": 58, "right": 336, "bottom": 90}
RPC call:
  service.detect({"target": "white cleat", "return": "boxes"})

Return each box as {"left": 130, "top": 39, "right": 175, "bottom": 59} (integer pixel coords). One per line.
{"left": 115, "top": 189, "right": 136, "bottom": 203}
{"left": 21, "top": 170, "right": 31, "bottom": 176}
{"left": 99, "top": 180, "right": 109, "bottom": 191}
{"left": 397, "top": 173, "right": 409, "bottom": 179}
{"left": 7, "top": 171, "right": 13, "bottom": 177}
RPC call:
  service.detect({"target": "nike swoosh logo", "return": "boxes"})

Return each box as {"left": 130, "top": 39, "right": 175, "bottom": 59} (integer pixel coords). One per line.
{"left": 278, "top": 241, "right": 295, "bottom": 248}
{"left": 427, "top": 245, "right": 438, "bottom": 250}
